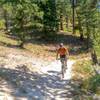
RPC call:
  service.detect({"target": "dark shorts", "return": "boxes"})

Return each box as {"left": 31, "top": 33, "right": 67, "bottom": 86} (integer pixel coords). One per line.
{"left": 60, "top": 55, "right": 66, "bottom": 58}
{"left": 60, "top": 55, "right": 67, "bottom": 61}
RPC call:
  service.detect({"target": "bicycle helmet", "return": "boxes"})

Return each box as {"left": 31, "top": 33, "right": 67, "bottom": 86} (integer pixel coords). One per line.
{"left": 59, "top": 43, "right": 64, "bottom": 47}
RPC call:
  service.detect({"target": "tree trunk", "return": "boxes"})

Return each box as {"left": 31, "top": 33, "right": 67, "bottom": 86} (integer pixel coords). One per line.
{"left": 66, "top": 15, "right": 69, "bottom": 29}
{"left": 60, "top": 15, "right": 63, "bottom": 30}
{"left": 72, "top": 0, "right": 75, "bottom": 34}
{"left": 91, "top": 49, "right": 98, "bottom": 65}
{"left": 3, "top": 9, "right": 8, "bottom": 31}
{"left": 86, "top": 25, "right": 90, "bottom": 49}
{"left": 76, "top": 12, "right": 84, "bottom": 41}
{"left": 19, "top": 41, "right": 23, "bottom": 48}
{"left": 87, "top": 32, "right": 90, "bottom": 49}
{"left": 19, "top": 12, "right": 25, "bottom": 48}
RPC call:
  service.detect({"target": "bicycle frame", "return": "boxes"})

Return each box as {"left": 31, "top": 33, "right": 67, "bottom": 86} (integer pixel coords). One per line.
{"left": 60, "top": 58, "right": 66, "bottom": 78}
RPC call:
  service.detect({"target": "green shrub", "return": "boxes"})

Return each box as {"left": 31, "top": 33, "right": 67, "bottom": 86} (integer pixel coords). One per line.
{"left": 75, "top": 61, "right": 93, "bottom": 75}
{"left": 89, "top": 75, "right": 100, "bottom": 93}
{"left": 0, "top": 19, "right": 5, "bottom": 29}
{"left": 82, "top": 75, "right": 100, "bottom": 94}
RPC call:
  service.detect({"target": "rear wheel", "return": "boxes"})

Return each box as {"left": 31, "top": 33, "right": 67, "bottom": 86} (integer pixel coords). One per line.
{"left": 62, "top": 65, "right": 64, "bottom": 78}
{"left": 61, "top": 59, "right": 66, "bottom": 78}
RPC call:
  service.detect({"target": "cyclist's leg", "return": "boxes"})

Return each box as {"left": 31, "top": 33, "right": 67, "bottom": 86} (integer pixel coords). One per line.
{"left": 63, "top": 58, "right": 66, "bottom": 73}
{"left": 65, "top": 56, "right": 68, "bottom": 69}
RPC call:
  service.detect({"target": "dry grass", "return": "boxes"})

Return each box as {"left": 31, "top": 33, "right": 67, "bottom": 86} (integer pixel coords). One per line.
{"left": 72, "top": 60, "right": 93, "bottom": 81}
{"left": 72, "top": 60, "right": 100, "bottom": 95}
{"left": 0, "top": 32, "right": 56, "bottom": 62}
{"left": 0, "top": 32, "right": 18, "bottom": 46}
{"left": 24, "top": 43, "right": 56, "bottom": 61}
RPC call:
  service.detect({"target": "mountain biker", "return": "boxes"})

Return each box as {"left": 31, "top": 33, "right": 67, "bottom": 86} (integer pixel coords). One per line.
{"left": 56, "top": 43, "right": 69, "bottom": 77}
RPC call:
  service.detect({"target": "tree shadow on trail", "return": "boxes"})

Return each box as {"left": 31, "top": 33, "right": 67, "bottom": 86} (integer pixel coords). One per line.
{"left": 28, "top": 33, "right": 85, "bottom": 46}
{"left": 0, "top": 41, "right": 20, "bottom": 49}
{"left": 0, "top": 65, "right": 78, "bottom": 100}
{"left": 24, "top": 33, "right": 87, "bottom": 56}
{"left": 0, "top": 32, "right": 88, "bottom": 56}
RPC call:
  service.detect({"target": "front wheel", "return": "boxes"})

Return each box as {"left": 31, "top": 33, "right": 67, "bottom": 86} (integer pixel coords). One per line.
{"left": 61, "top": 58, "right": 67, "bottom": 79}
{"left": 61, "top": 61, "right": 66, "bottom": 78}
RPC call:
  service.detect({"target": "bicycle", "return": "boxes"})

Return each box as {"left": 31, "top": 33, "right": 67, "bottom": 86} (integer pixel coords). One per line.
{"left": 57, "top": 58, "right": 67, "bottom": 79}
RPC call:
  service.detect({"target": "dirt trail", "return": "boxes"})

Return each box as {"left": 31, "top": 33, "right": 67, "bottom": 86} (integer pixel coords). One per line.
{"left": 41, "top": 60, "right": 75, "bottom": 80}
{"left": 0, "top": 53, "right": 76, "bottom": 100}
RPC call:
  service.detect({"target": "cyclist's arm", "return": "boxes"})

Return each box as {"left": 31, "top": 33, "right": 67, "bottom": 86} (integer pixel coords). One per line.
{"left": 65, "top": 48, "right": 69, "bottom": 56}
{"left": 56, "top": 50, "right": 59, "bottom": 60}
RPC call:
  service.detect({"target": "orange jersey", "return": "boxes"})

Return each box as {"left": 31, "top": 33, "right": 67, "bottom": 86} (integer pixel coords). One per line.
{"left": 57, "top": 47, "right": 67, "bottom": 56}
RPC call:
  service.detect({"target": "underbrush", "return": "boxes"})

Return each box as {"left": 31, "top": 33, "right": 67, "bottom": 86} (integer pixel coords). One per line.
{"left": 73, "top": 60, "right": 93, "bottom": 80}
{"left": 82, "top": 74, "right": 100, "bottom": 94}
{"left": 73, "top": 60, "right": 100, "bottom": 96}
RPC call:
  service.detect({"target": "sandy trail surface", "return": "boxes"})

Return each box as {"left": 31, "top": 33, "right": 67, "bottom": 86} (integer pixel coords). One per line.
{"left": 0, "top": 53, "right": 75, "bottom": 100}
